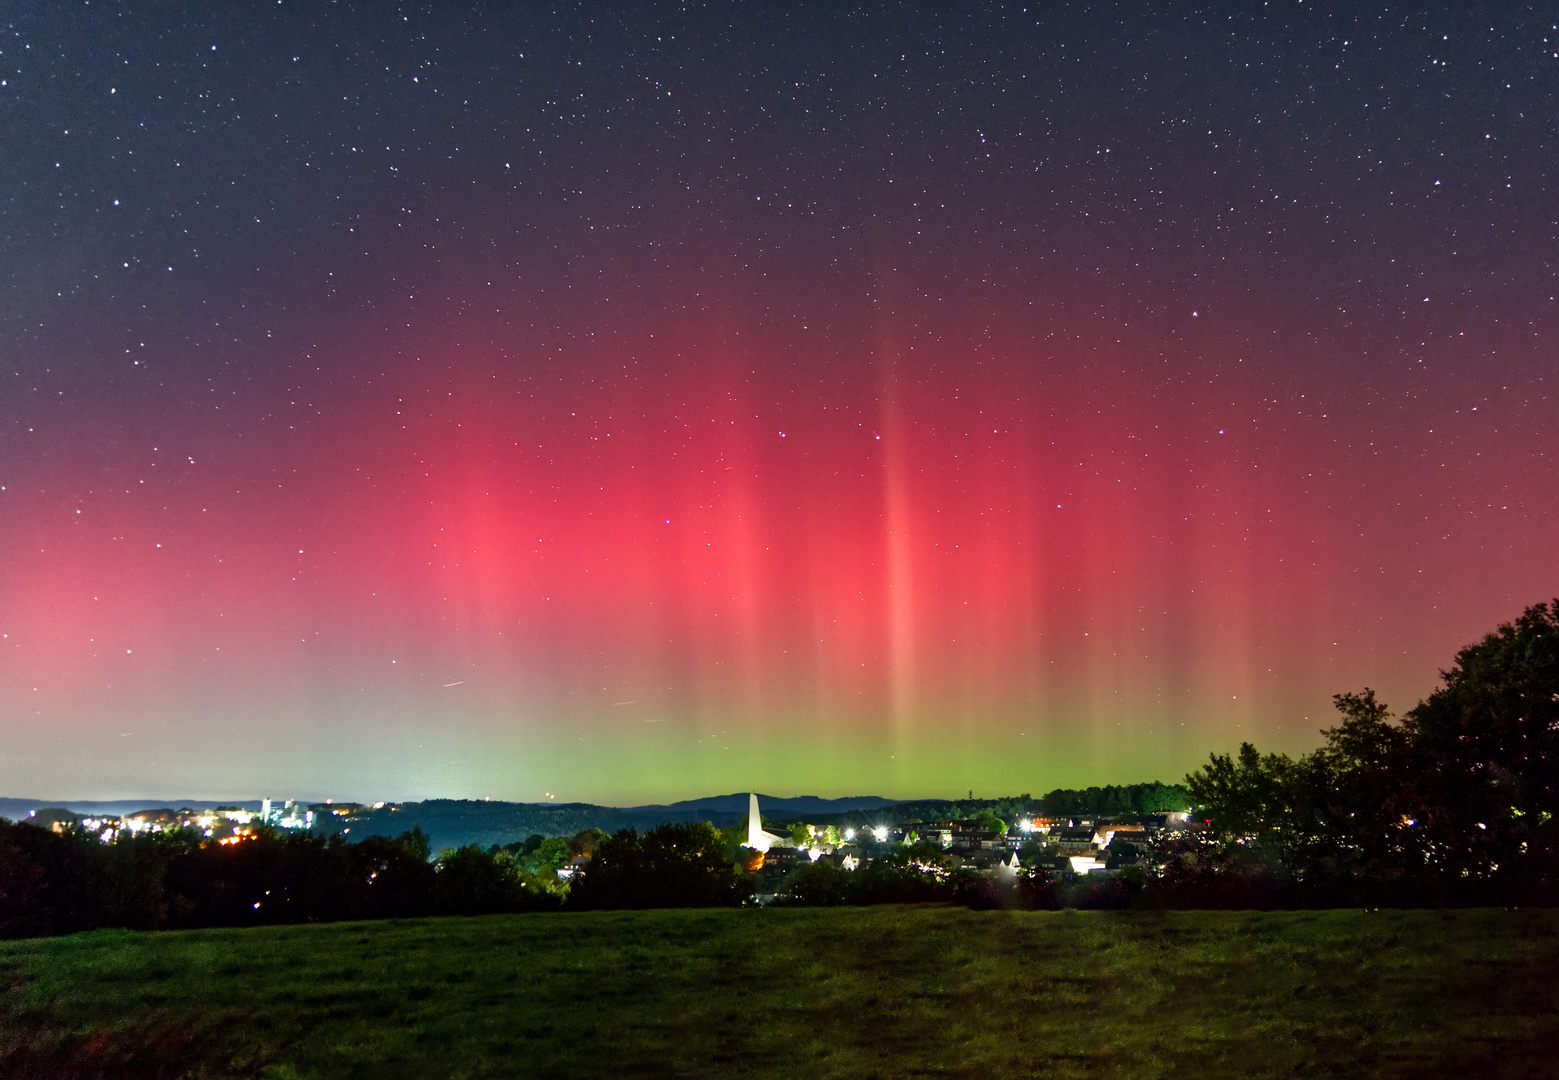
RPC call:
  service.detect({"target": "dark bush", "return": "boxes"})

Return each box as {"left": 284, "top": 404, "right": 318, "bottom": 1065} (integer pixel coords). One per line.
{"left": 846, "top": 850, "right": 954, "bottom": 905}
{"left": 567, "top": 823, "right": 752, "bottom": 910}
{"left": 0, "top": 822, "right": 566, "bottom": 939}
{"left": 1015, "top": 867, "right": 1059, "bottom": 910}
{"left": 776, "top": 859, "right": 850, "bottom": 906}
{"left": 954, "top": 874, "right": 1001, "bottom": 910}
{"left": 0, "top": 823, "right": 110, "bottom": 938}
{"left": 1143, "top": 834, "right": 1292, "bottom": 909}
{"left": 436, "top": 844, "right": 555, "bottom": 915}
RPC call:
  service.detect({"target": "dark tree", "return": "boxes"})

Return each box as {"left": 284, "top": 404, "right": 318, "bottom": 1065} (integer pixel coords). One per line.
{"left": 1401, "top": 601, "right": 1559, "bottom": 894}
{"left": 435, "top": 844, "right": 550, "bottom": 915}
{"left": 567, "top": 822, "right": 752, "bottom": 909}
{"left": 1184, "top": 742, "right": 1294, "bottom": 837}
{"left": 776, "top": 859, "right": 850, "bottom": 906}
{"left": 973, "top": 810, "right": 1006, "bottom": 836}
{"left": 0, "top": 823, "right": 109, "bottom": 938}
{"left": 844, "top": 849, "right": 953, "bottom": 905}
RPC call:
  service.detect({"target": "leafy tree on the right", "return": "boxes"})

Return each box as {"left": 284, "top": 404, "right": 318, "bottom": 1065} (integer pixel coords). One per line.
{"left": 1400, "top": 600, "right": 1559, "bottom": 893}
{"left": 1186, "top": 600, "right": 1559, "bottom": 905}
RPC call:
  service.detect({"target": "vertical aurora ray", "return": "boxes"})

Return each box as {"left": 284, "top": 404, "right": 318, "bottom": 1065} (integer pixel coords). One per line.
{"left": 878, "top": 337, "right": 917, "bottom": 779}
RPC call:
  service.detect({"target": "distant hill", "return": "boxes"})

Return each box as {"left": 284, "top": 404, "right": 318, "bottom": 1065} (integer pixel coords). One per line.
{"left": 0, "top": 798, "right": 262, "bottom": 821}
{"left": 320, "top": 794, "right": 906, "bottom": 852}
{"left": 623, "top": 793, "right": 902, "bottom": 817}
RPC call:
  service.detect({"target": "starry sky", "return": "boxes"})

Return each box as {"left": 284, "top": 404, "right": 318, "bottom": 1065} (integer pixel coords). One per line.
{"left": 1, "top": 3, "right": 1555, "bottom": 805}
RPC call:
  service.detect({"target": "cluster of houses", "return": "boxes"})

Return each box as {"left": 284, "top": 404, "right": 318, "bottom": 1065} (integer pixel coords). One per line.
{"left": 743, "top": 793, "right": 1193, "bottom": 885}
{"left": 21, "top": 804, "right": 260, "bottom": 843}
{"left": 17, "top": 798, "right": 370, "bottom": 844}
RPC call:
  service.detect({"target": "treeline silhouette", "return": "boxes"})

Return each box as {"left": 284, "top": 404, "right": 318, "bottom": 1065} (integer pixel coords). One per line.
{"left": 0, "top": 817, "right": 782, "bottom": 937}
{"left": 1033, "top": 781, "right": 1190, "bottom": 818}
{"left": 797, "top": 782, "right": 1190, "bottom": 834}
{"left": 0, "top": 826, "right": 567, "bottom": 939}
{"left": 1177, "top": 601, "right": 1559, "bottom": 909}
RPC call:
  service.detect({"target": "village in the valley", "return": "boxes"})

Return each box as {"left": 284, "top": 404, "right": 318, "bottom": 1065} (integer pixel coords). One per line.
{"left": 737, "top": 794, "right": 1192, "bottom": 902}
{"left": 18, "top": 791, "right": 1196, "bottom": 904}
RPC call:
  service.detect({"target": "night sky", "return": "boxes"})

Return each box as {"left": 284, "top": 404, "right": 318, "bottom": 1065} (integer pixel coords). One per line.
{"left": 2, "top": 3, "right": 1555, "bottom": 804}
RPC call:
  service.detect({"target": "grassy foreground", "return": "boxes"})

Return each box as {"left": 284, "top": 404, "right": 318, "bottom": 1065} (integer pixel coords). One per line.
{"left": 3, "top": 906, "right": 1557, "bottom": 1079}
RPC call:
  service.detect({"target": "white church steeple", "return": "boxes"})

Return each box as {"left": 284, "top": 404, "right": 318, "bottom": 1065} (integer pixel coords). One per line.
{"left": 746, "top": 792, "right": 787, "bottom": 852}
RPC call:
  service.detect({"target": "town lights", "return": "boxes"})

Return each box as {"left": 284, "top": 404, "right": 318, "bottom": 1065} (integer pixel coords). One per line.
{"left": 843, "top": 828, "right": 855, "bottom": 841}
{"left": 1020, "top": 819, "right": 1033, "bottom": 832}
{"left": 873, "top": 826, "right": 889, "bottom": 842}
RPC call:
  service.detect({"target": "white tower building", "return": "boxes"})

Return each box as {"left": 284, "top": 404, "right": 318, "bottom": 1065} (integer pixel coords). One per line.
{"left": 745, "top": 793, "right": 788, "bottom": 852}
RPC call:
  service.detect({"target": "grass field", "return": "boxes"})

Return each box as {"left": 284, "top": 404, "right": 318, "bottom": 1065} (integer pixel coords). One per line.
{"left": 2, "top": 906, "right": 1557, "bottom": 1079}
